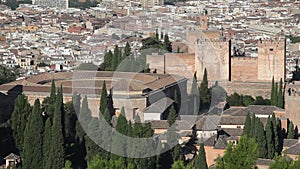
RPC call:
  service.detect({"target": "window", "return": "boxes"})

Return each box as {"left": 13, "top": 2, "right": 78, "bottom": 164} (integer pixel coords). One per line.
{"left": 269, "top": 48, "right": 274, "bottom": 51}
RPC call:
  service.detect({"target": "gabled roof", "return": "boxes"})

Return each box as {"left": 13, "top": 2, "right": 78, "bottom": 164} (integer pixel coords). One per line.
{"left": 195, "top": 115, "right": 221, "bottom": 131}
{"left": 222, "top": 105, "right": 283, "bottom": 116}
{"left": 219, "top": 116, "right": 246, "bottom": 125}
{"left": 214, "top": 135, "right": 228, "bottom": 149}
{"left": 4, "top": 153, "right": 20, "bottom": 160}
{"left": 143, "top": 97, "right": 174, "bottom": 114}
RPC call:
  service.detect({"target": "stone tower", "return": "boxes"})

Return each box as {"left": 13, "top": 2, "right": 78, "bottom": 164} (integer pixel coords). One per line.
{"left": 195, "top": 37, "right": 231, "bottom": 82}
{"left": 257, "top": 38, "right": 286, "bottom": 82}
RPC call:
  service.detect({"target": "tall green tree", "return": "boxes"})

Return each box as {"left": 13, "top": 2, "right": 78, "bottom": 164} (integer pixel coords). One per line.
{"left": 250, "top": 113, "right": 256, "bottom": 138}
{"left": 111, "top": 107, "right": 129, "bottom": 160}
{"left": 100, "top": 81, "right": 108, "bottom": 115}
{"left": 191, "top": 143, "right": 208, "bottom": 169}
{"left": 277, "top": 78, "right": 284, "bottom": 108}
{"left": 124, "top": 42, "right": 131, "bottom": 57}
{"left": 254, "top": 117, "right": 267, "bottom": 158}
{"left": 103, "top": 50, "right": 113, "bottom": 71}
{"left": 23, "top": 99, "right": 44, "bottom": 169}
{"left": 287, "top": 121, "right": 295, "bottom": 139}
{"left": 199, "top": 68, "right": 211, "bottom": 111}
{"left": 163, "top": 33, "right": 171, "bottom": 52}
{"left": 242, "top": 113, "right": 251, "bottom": 137}
{"left": 168, "top": 105, "right": 177, "bottom": 126}
{"left": 112, "top": 45, "right": 120, "bottom": 70}
{"left": 271, "top": 76, "right": 275, "bottom": 105}
{"left": 43, "top": 118, "right": 52, "bottom": 169}
{"left": 11, "top": 94, "right": 31, "bottom": 152}
{"left": 50, "top": 87, "right": 65, "bottom": 169}
{"left": 272, "top": 114, "right": 280, "bottom": 154}
{"left": 85, "top": 117, "right": 102, "bottom": 162}
{"left": 266, "top": 116, "right": 275, "bottom": 159}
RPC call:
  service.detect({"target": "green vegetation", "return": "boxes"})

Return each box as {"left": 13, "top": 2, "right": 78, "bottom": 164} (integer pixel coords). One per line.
{"left": 100, "top": 43, "right": 150, "bottom": 73}
{"left": 11, "top": 94, "right": 31, "bottom": 152}
{"left": 287, "top": 36, "right": 300, "bottom": 44}
{"left": 76, "top": 63, "right": 99, "bottom": 71}
{"left": 69, "top": 0, "right": 98, "bottom": 9}
{"left": 271, "top": 77, "right": 284, "bottom": 108}
{"left": 269, "top": 154, "right": 300, "bottom": 169}
{"left": 22, "top": 99, "right": 44, "bottom": 169}
{"left": 215, "top": 135, "right": 259, "bottom": 169}
{"left": 242, "top": 112, "right": 297, "bottom": 160}
{"left": 1, "top": 0, "right": 31, "bottom": 10}
{"left": 226, "top": 92, "right": 271, "bottom": 106}
{"left": 0, "top": 65, "right": 17, "bottom": 85}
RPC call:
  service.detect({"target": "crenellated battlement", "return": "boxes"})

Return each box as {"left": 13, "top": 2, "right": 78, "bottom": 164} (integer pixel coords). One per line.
{"left": 258, "top": 38, "right": 286, "bottom": 48}
{"left": 195, "top": 38, "right": 228, "bottom": 46}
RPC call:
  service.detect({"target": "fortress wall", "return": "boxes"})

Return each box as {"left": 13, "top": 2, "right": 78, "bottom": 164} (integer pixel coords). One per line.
{"left": 146, "top": 53, "right": 195, "bottom": 79}
{"left": 217, "top": 81, "right": 272, "bottom": 99}
{"left": 231, "top": 57, "right": 258, "bottom": 82}
{"left": 258, "top": 39, "right": 286, "bottom": 82}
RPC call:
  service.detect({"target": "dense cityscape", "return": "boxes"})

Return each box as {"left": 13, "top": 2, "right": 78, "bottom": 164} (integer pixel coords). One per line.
{"left": 0, "top": 0, "right": 299, "bottom": 168}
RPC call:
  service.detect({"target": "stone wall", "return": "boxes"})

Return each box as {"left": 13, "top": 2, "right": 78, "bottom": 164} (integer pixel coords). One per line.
{"left": 231, "top": 57, "right": 258, "bottom": 82}
{"left": 146, "top": 53, "right": 195, "bottom": 79}
{"left": 285, "top": 82, "right": 300, "bottom": 129}
{"left": 217, "top": 81, "right": 272, "bottom": 99}
{"left": 195, "top": 39, "right": 230, "bottom": 81}
{"left": 257, "top": 39, "right": 286, "bottom": 82}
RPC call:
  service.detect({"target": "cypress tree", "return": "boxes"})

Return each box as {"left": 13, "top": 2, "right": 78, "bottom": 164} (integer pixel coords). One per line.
{"left": 163, "top": 33, "right": 170, "bottom": 51}
{"left": 46, "top": 79, "right": 57, "bottom": 118}
{"left": 287, "top": 121, "right": 295, "bottom": 139}
{"left": 266, "top": 116, "right": 275, "bottom": 159}
{"left": 271, "top": 114, "right": 280, "bottom": 154}
{"left": 243, "top": 112, "right": 251, "bottom": 137}
{"left": 50, "top": 87, "right": 65, "bottom": 169}
{"left": 50, "top": 79, "right": 56, "bottom": 103}
{"left": 111, "top": 107, "right": 128, "bottom": 160}
{"left": 85, "top": 117, "right": 102, "bottom": 162}
{"left": 274, "top": 82, "right": 278, "bottom": 106}
{"left": 43, "top": 118, "right": 52, "bottom": 169}
{"left": 277, "top": 78, "right": 284, "bottom": 108}
{"left": 191, "top": 143, "right": 208, "bottom": 169}
{"left": 100, "top": 81, "right": 108, "bottom": 115}
{"left": 168, "top": 105, "right": 177, "bottom": 126}
{"left": 104, "top": 50, "right": 113, "bottom": 71}
{"left": 271, "top": 76, "right": 275, "bottom": 105}
{"left": 99, "top": 108, "right": 112, "bottom": 159}
{"left": 124, "top": 42, "right": 131, "bottom": 57}
{"left": 254, "top": 118, "right": 267, "bottom": 158}
{"left": 79, "top": 96, "right": 92, "bottom": 130}
{"left": 250, "top": 113, "right": 256, "bottom": 138}
{"left": 112, "top": 45, "right": 120, "bottom": 70}
{"left": 23, "top": 99, "right": 44, "bottom": 169}
{"left": 199, "top": 68, "right": 210, "bottom": 110}
{"left": 11, "top": 94, "right": 31, "bottom": 152}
